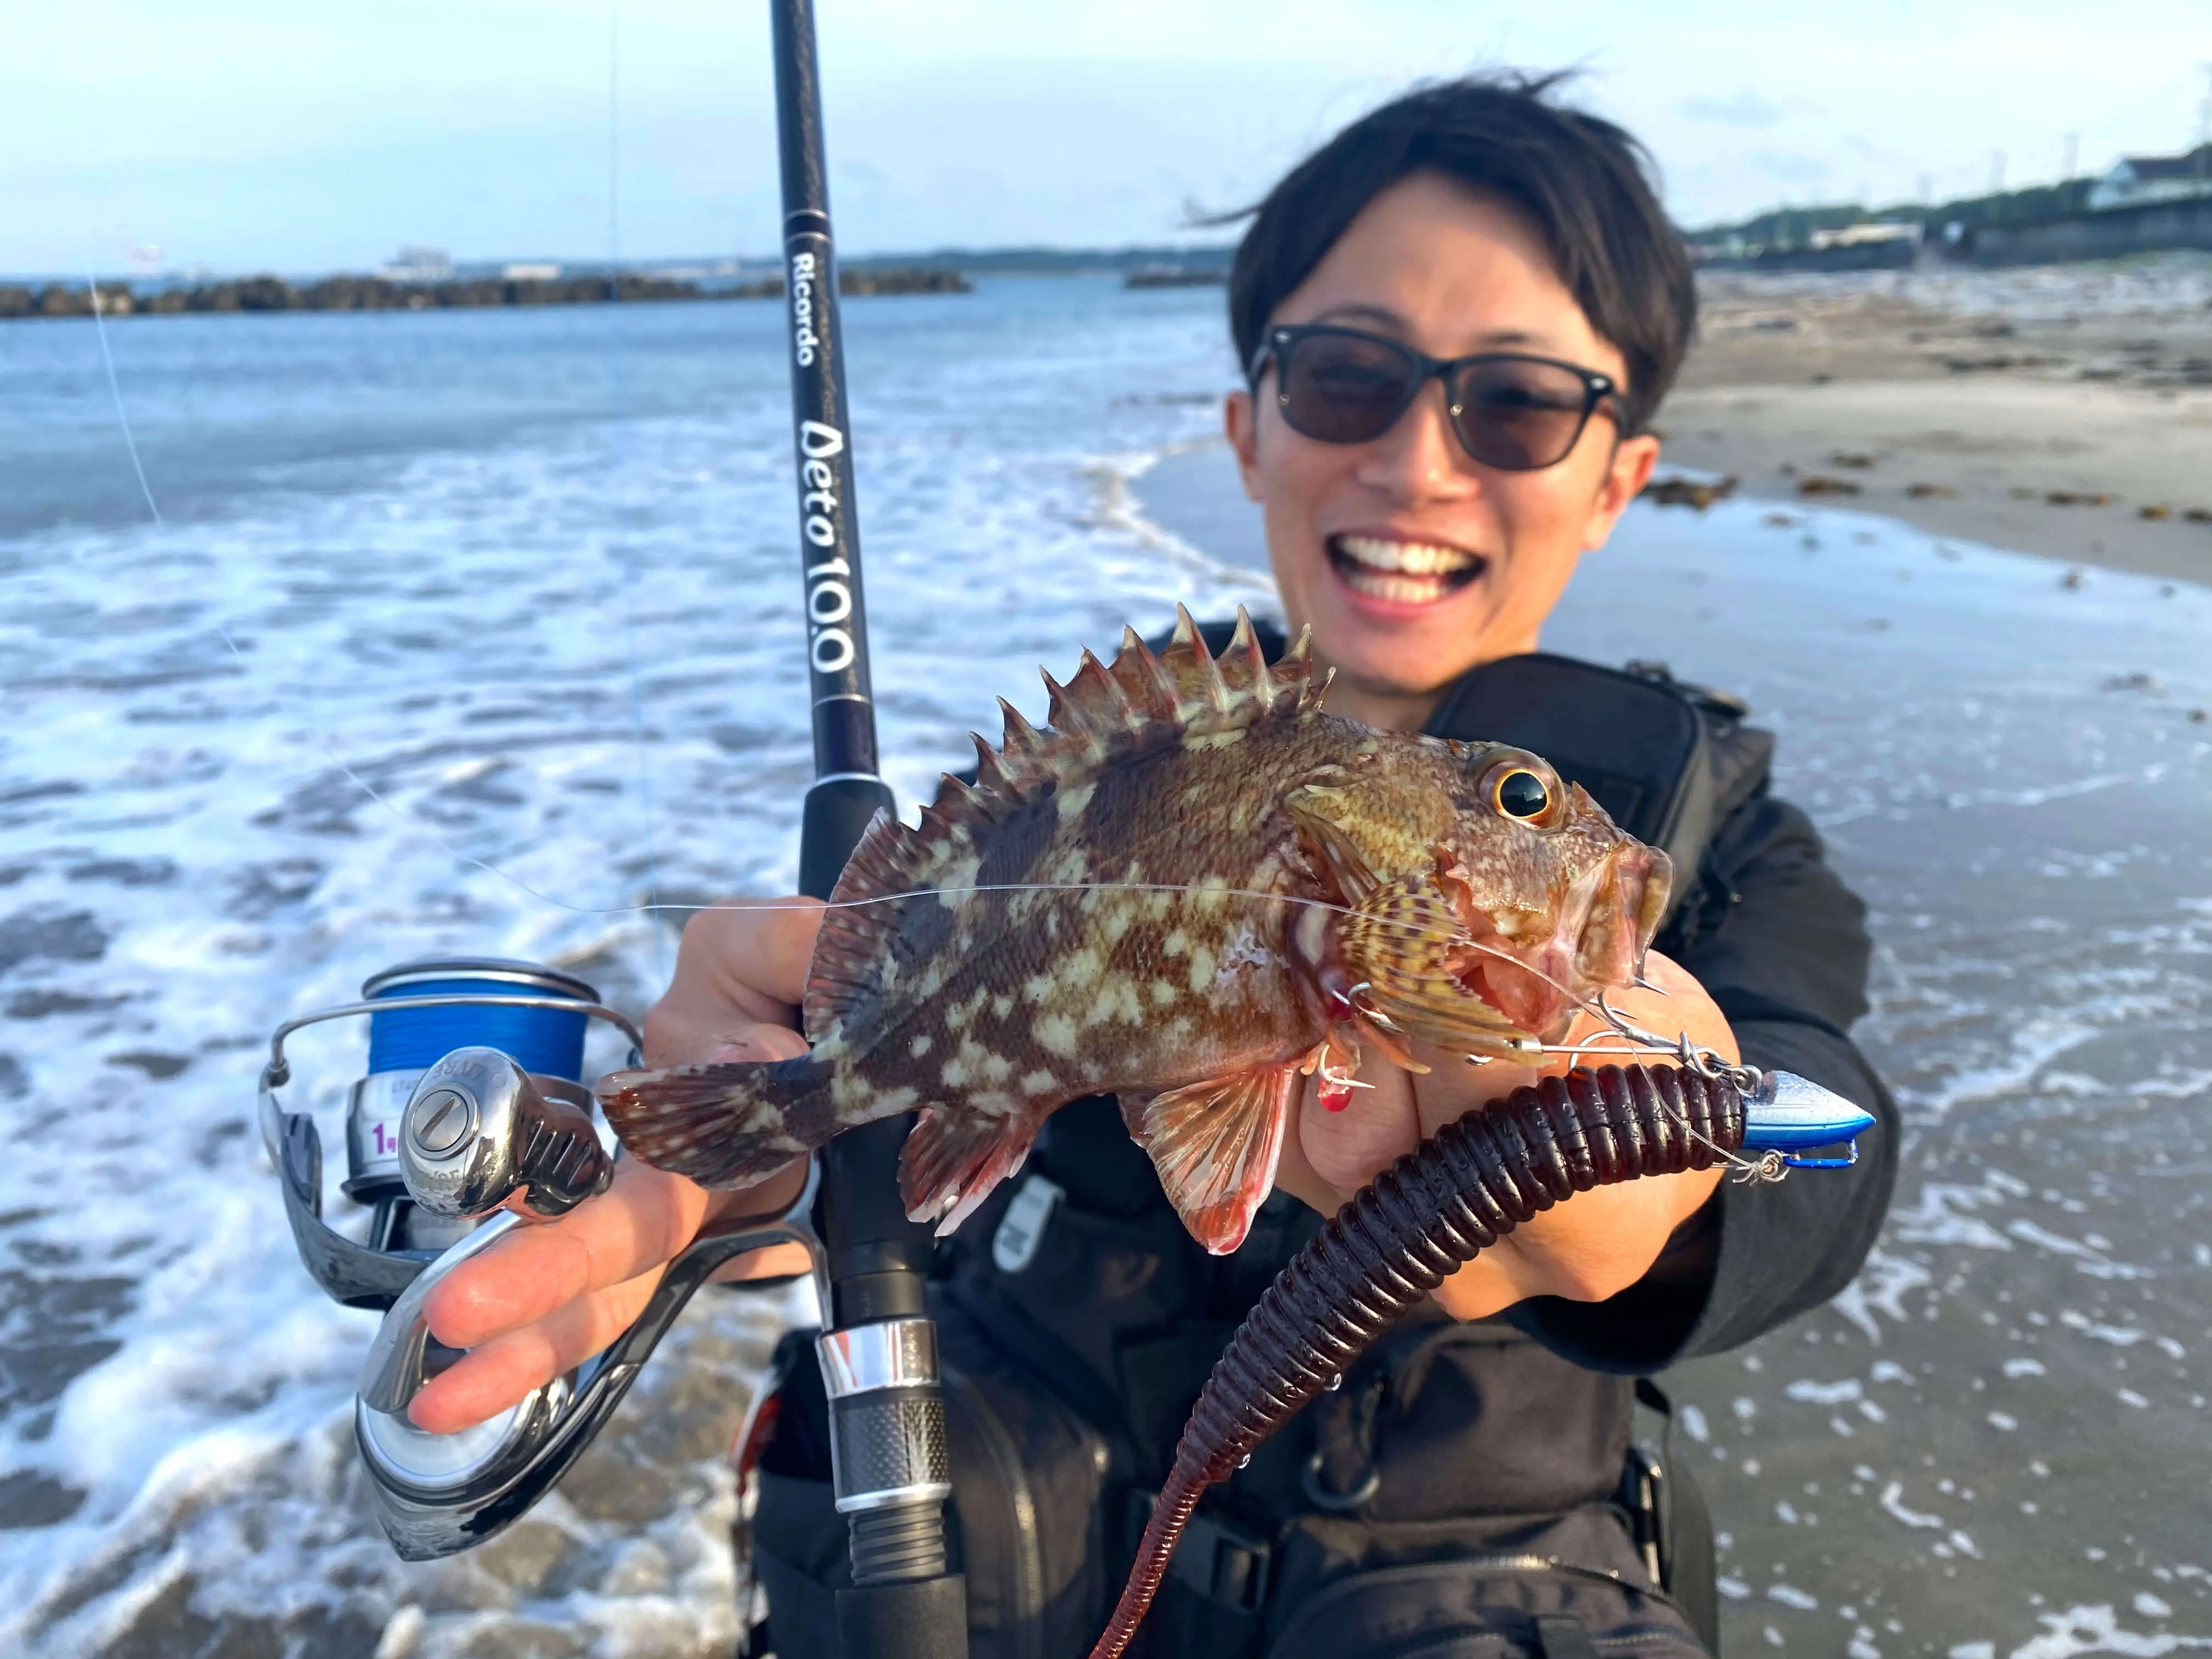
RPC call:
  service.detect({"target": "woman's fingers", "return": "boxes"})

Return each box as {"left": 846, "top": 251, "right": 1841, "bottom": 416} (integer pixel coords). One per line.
{"left": 1285, "top": 949, "right": 1736, "bottom": 1209}
{"left": 1275, "top": 950, "right": 1733, "bottom": 1312}
{"left": 422, "top": 1158, "right": 713, "bottom": 1351}
{"left": 644, "top": 900, "right": 823, "bottom": 1063}
{"left": 707, "top": 1240, "right": 818, "bottom": 1284}
{"left": 1283, "top": 1062, "right": 1420, "bottom": 1204}
{"left": 409, "top": 1263, "right": 666, "bottom": 1434}
{"left": 1430, "top": 1173, "right": 1718, "bottom": 1321}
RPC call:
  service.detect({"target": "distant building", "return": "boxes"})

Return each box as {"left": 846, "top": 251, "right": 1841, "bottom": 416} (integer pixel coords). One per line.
{"left": 1807, "top": 221, "right": 1921, "bottom": 251}
{"left": 503, "top": 262, "right": 561, "bottom": 281}
{"left": 2087, "top": 146, "right": 2212, "bottom": 212}
{"left": 380, "top": 245, "right": 455, "bottom": 283}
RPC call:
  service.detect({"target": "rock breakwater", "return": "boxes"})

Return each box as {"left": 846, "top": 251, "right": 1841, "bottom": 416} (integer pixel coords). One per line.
{"left": 0, "top": 264, "right": 971, "bottom": 320}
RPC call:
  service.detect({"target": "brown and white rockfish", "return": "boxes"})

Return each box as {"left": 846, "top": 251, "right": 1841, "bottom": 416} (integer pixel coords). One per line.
{"left": 597, "top": 610, "right": 1671, "bottom": 1254}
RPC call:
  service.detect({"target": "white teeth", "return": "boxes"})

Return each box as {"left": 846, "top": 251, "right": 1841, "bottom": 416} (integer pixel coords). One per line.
{"left": 1334, "top": 535, "right": 1478, "bottom": 575}
{"left": 1340, "top": 569, "right": 1448, "bottom": 603}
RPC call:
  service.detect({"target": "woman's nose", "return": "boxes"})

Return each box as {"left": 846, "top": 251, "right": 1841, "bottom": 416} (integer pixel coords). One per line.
{"left": 1352, "top": 379, "right": 1478, "bottom": 501}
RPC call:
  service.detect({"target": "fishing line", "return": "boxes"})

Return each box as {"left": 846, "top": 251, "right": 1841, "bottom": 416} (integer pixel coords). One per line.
{"left": 79, "top": 115, "right": 685, "bottom": 935}
{"left": 87, "top": 278, "right": 164, "bottom": 531}
{"left": 602, "top": 876, "right": 1780, "bottom": 1177}
{"left": 82, "top": 279, "right": 644, "bottom": 917}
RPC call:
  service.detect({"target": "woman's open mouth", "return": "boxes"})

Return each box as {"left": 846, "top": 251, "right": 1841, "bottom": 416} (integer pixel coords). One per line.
{"left": 1326, "top": 534, "right": 1486, "bottom": 607}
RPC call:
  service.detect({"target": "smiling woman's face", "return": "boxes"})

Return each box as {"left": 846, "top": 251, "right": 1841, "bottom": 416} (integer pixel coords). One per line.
{"left": 1226, "top": 172, "right": 1661, "bottom": 732}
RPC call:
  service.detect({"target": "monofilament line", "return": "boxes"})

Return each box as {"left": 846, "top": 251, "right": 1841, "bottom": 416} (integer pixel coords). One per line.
{"left": 88, "top": 276, "right": 165, "bottom": 531}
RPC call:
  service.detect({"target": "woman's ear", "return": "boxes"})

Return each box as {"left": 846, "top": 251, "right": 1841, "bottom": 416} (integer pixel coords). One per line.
{"left": 1224, "top": 388, "right": 1263, "bottom": 504}
{"left": 1581, "top": 431, "right": 1661, "bottom": 552}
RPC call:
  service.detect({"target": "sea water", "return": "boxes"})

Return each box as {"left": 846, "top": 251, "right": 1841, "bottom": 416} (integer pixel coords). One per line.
{"left": 1, "top": 276, "right": 2208, "bottom": 1657}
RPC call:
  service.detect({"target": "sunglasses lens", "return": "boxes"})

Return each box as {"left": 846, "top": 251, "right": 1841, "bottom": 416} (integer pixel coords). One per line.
{"left": 1449, "top": 359, "right": 1598, "bottom": 470}
{"left": 1277, "top": 331, "right": 1418, "bottom": 444}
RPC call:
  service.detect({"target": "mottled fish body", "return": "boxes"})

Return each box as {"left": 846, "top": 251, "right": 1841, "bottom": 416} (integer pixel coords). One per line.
{"left": 600, "top": 611, "right": 1668, "bottom": 1252}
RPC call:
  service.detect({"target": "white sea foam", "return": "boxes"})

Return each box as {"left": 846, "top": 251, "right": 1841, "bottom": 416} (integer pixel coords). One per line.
{"left": 0, "top": 285, "right": 1254, "bottom": 1653}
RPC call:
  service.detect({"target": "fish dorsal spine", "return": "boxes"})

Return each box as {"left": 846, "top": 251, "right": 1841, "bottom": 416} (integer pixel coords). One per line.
{"left": 803, "top": 607, "right": 1319, "bottom": 1041}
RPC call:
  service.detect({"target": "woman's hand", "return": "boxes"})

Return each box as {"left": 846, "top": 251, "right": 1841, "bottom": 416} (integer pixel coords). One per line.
{"left": 1273, "top": 950, "right": 1731, "bottom": 1322}
{"left": 406, "top": 900, "right": 821, "bottom": 1434}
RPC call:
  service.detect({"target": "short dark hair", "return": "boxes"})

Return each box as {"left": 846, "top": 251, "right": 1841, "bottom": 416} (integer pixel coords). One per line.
{"left": 1225, "top": 72, "right": 1695, "bottom": 436}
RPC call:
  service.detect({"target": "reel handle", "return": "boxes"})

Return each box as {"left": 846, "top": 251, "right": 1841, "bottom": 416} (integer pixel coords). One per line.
{"left": 399, "top": 1047, "right": 614, "bottom": 1222}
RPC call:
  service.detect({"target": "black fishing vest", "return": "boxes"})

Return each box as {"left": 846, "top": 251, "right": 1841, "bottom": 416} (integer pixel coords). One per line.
{"left": 747, "top": 629, "right": 1774, "bottom": 1659}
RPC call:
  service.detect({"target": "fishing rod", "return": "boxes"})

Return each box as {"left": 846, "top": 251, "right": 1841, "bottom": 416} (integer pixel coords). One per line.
{"left": 252, "top": 11, "right": 970, "bottom": 1635}
{"left": 771, "top": 3, "right": 970, "bottom": 1657}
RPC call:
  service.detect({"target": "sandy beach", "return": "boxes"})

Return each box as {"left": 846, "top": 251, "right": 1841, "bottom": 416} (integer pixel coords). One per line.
{"left": 1133, "top": 255, "right": 2212, "bottom": 589}
{"left": 1661, "top": 259, "right": 2212, "bottom": 583}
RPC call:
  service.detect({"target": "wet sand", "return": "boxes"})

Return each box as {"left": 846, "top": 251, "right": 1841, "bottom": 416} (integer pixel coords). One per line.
{"left": 1663, "top": 267, "right": 2212, "bottom": 584}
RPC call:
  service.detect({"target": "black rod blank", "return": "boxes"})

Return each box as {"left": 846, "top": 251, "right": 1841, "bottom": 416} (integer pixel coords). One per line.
{"left": 766, "top": 3, "right": 967, "bottom": 1654}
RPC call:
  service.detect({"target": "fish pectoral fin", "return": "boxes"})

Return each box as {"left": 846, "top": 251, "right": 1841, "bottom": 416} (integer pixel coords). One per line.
{"left": 1338, "top": 875, "right": 1533, "bottom": 1058}
{"left": 1121, "top": 1064, "right": 1299, "bottom": 1256}
{"left": 898, "top": 1105, "right": 1044, "bottom": 1238}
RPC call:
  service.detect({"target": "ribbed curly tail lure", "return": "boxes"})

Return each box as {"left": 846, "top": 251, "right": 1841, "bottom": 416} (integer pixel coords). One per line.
{"left": 1087, "top": 1061, "right": 1748, "bottom": 1659}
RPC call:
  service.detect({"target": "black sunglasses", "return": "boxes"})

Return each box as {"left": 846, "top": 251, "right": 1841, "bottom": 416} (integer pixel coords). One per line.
{"left": 1249, "top": 324, "right": 1624, "bottom": 472}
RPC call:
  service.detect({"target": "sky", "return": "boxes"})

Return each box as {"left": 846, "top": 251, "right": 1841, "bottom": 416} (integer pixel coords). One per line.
{"left": 3, "top": 0, "right": 2209, "bottom": 275}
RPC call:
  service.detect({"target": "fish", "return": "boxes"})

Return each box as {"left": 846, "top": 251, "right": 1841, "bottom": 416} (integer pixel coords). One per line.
{"left": 597, "top": 608, "right": 1671, "bottom": 1255}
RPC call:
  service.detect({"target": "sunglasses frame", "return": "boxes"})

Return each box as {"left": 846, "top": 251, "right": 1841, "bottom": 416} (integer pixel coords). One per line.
{"left": 1248, "top": 323, "right": 1626, "bottom": 472}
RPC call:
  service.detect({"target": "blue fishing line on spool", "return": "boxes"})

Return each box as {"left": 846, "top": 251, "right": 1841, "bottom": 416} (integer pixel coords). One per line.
{"left": 366, "top": 975, "right": 590, "bottom": 1080}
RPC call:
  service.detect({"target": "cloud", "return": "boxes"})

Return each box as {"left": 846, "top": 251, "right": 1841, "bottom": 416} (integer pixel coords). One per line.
{"left": 1678, "top": 88, "right": 1785, "bottom": 128}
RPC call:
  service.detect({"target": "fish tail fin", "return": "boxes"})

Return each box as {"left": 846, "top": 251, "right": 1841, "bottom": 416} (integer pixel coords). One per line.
{"left": 597, "top": 1055, "right": 831, "bottom": 1190}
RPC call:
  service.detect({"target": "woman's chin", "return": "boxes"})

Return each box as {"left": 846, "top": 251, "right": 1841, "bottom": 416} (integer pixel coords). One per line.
{"left": 1314, "top": 578, "right": 1495, "bottom": 695}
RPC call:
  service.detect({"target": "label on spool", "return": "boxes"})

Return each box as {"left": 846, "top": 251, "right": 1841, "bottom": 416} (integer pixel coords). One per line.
{"left": 346, "top": 1070, "right": 425, "bottom": 1186}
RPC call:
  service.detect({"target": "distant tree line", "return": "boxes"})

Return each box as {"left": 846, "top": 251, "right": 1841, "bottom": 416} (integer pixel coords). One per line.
{"left": 1688, "top": 179, "right": 2101, "bottom": 253}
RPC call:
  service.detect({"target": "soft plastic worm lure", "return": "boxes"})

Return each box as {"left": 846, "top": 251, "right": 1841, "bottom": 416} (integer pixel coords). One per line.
{"left": 1087, "top": 1060, "right": 1747, "bottom": 1659}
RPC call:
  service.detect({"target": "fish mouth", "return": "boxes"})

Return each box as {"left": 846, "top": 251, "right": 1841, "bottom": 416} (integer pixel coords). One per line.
{"left": 1438, "top": 844, "right": 1671, "bottom": 1043}
{"left": 1326, "top": 533, "right": 1486, "bottom": 608}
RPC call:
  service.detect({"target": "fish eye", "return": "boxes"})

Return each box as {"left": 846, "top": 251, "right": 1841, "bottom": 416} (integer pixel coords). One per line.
{"left": 1493, "top": 768, "right": 1551, "bottom": 821}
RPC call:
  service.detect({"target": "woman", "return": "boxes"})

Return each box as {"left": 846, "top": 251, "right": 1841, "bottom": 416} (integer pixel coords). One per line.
{"left": 409, "top": 73, "right": 1895, "bottom": 1657}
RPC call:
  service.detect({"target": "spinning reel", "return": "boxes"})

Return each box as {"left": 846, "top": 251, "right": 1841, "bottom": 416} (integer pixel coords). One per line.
{"left": 258, "top": 956, "right": 827, "bottom": 1559}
